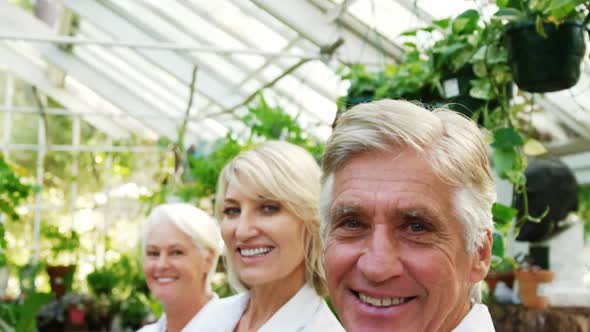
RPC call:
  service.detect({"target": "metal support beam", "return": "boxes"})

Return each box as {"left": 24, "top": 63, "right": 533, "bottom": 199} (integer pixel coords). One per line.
{"left": 32, "top": 118, "right": 46, "bottom": 264}
{"left": 536, "top": 97, "right": 590, "bottom": 139}
{"left": 69, "top": 116, "right": 79, "bottom": 228}
{"left": 0, "top": 33, "right": 322, "bottom": 60}
{"left": 2, "top": 73, "right": 14, "bottom": 157}
{"left": 0, "top": 2, "right": 181, "bottom": 139}
{"left": 253, "top": 0, "right": 402, "bottom": 65}
{"left": 0, "top": 43, "right": 132, "bottom": 139}
{"left": 0, "top": 144, "right": 158, "bottom": 153}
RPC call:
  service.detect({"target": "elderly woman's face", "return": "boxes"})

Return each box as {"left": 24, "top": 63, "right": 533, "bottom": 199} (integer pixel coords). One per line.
{"left": 143, "top": 222, "right": 212, "bottom": 307}
{"left": 221, "top": 181, "right": 306, "bottom": 289}
{"left": 323, "top": 149, "right": 490, "bottom": 332}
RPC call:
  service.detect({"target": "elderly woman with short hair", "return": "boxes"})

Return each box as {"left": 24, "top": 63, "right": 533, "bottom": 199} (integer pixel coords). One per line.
{"left": 138, "top": 203, "right": 223, "bottom": 332}
{"left": 202, "top": 140, "right": 344, "bottom": 332}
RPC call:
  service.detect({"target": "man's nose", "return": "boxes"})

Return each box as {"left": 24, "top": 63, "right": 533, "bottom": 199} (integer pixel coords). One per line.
{"left": 357, "top": 226, "right": 403, "bottom": 283}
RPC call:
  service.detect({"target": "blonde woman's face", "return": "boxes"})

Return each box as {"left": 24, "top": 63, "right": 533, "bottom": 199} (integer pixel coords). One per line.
{"left": 220, "top": 182, "right": 307, "bottom": 290}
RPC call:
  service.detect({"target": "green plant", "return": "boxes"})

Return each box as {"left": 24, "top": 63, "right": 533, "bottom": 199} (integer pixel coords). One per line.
{"left": 0, "top": 292, "right": 52, "bottom": 332}
{"left": 0, "top": 154, "right": 33, "bottom": 267}
{"left": 495, "top": 0, "right": 587, "bottom": 36}
{"left": 86, "top": 267, "right": 120, "bottom": 297}
{"left": 405, "top": 9, "right": 513, "bottom": 120}
{"left": 40, "top": 224, "right": 80, "bottom": 265}
{"left": 145, "top": 93, "right": 324, "bottom": 207}
{"left": 577, "top": 185, "right": 590, "bottom": 241}
{"left": 119, "top": 293, "right": 150, "bottom": 330}
{"left": 0, "top": 154, "right": 32, "bottom": 220}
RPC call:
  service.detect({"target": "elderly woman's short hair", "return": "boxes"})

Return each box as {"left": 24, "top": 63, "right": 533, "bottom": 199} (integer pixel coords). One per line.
{"left": 215, "top": 140, "right": 326, "bottom": 295}
{"left": 319, "top": 99, "right": 496, "bottom": 302}
{"left": 144, "top": 203, "right": 223, "bottom": 294}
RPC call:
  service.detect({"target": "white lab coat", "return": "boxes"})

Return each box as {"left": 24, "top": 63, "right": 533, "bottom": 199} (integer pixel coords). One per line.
{"left": 452, "top": 303, "right": 496, "bottom": 332}
{"left": 193, "top": 283, "right": 344, "bottom": 332}
{"left": 137, "top": 294, "right": 219, "bottom": 332}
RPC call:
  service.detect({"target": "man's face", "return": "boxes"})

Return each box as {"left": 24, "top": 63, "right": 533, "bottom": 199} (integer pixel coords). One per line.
{"left": 324, "top": 148, "right": 490, "bottom": 332}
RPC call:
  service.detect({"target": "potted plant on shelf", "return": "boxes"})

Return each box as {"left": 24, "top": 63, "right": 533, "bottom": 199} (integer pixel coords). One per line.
{"left": 495, "top": 0, "right": 587, "bottom": 92}
{"left": 37, "top": 293, "right": 93, "bottom": 332}
{"left": 514, "top": 254, "right": 555, "bottom": 309}
{"left": 41, "top": 224, "right": 80, "bottom": 298}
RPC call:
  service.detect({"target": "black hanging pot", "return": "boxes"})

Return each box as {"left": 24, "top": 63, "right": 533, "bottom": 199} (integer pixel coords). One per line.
{"left": 514, "top": 158, "right": 578, "bottom": 242}
{"left": 506, "top": 20, "right": 586, "bottom": 93}
{"left": 440, "top": 65, "right": 512, "bottom": 121}
{"left": 441, "top": 65, "right": 482, "bottom": 116}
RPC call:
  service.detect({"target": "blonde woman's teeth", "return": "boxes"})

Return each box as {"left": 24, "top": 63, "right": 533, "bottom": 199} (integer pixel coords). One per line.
{"left": 240, "top": 247, "right": 272, "bottom": 257}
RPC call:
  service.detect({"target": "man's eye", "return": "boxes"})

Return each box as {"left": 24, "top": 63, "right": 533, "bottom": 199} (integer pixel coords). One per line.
{"left": 223, "top": 207, "right": 240, "bottom": 217}
{"left": 342, "top": 218, "right": 363, "bottom": 229}
{"left": 146, "top": 251, "right": 159, "bottom": 257}
{"left": 408, "top": 222, "right": 426, "bottom": 233}
{"left": 171, "top": 250, "right": 183, "bottom": 256}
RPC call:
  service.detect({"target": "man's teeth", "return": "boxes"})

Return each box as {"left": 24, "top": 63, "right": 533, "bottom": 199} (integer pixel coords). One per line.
{"left": 240, "top": 247, "right": 272, "bottom": 257}
{"left": 358, "top": 293, "right": 410, "bottom": 307}
{"left": 157, "top": 277, "right": 176, "bottom": 283}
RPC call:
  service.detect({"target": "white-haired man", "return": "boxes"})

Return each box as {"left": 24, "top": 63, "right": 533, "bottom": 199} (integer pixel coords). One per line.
{"left": 319, "top": 100, "right": 496, "bottom": 332}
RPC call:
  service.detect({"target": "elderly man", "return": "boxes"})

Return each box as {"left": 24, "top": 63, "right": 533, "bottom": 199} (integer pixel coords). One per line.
{"left": 319, "top": 100, "right": 495, "bottom": 332}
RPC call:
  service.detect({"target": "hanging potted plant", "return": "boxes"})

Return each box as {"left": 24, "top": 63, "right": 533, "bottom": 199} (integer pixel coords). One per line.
{"left": 495, "top": 0, "right": 587, "bottom": 92}
{"left": 511, "top": 157, "right": 579, "bottom": 308}
{"left": 401, "top": 9, "right": 513, "bottom": 122}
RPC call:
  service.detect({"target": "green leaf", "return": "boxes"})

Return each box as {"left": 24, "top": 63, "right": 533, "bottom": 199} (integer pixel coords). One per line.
{"left": 535, "top": 15, "right": 548, "bottom": 38}
{"left": 491, "top": 128, "right": 524, "bottom": 150}
{"left": 492, "top": 232, "right": 505, "bottom": 259}
{"left": 452, "top": 9, "right": 480, "bottom": 35}
{"left": 472, "top": 61, "right": 488, "bottom": 77}
{"left": 400, "top": 29, "right": 418, "bottom": 36}
{"left": 496, "top": 0, "right": 509, "bottom": 8}
{"left": 546, "top": 0, "right": 584, "bottom": 21}
{"left": 493, "top": 8, "right": 525, "bottom": 21}
{"left": 492, "top": 203, "right": 518, "bottom": 226}
{"left": 433, "top": 18, "right": 451, "bottom": 29}
{"left": 492, "top": 149, "right": 517, "bottom": 179}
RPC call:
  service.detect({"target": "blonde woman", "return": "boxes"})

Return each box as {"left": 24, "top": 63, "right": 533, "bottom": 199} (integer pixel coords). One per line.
{"left": 139, "top": 203, "right": 223, "bottom": 332}
{"left": 202, "top": 141, "right": 343, "bottom": 332}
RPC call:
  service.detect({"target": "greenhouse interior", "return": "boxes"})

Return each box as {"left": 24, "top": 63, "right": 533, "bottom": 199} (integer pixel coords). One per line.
{"left": 1, "top": 0, "right": 590, "bottom": 331}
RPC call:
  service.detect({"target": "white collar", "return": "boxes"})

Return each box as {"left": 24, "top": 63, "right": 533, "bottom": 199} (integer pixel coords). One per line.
{"left": 257, "top": 283, "right": 323, "bottom": 332}
{"left": 451, "top": 303, "right": 495, "bottom": 332}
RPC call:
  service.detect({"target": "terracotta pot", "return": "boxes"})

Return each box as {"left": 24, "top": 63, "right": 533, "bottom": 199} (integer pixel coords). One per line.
{"left": 515, "top": 269, "right": 554, "bottom": 309}
{"left": 485, "top": 270, "right": 515, "bottom": 296}
{"left": 46, "top": 265, "right": 76, "bottom": 298}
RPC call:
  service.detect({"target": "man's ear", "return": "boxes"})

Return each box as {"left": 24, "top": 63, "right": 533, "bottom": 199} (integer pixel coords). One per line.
{"left": 204, "top": 249, "right": 216, "bottom": 271}
{"left": 469, "top": 229, "right": 492, "bottom": 283}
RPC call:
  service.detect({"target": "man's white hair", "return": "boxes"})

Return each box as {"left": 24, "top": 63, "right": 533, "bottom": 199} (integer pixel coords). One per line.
{"left": 144, "top": 203, "right": 223, "bottom": 294}
{"left": 319, "top": 99, "right": 496, "bottom": 303}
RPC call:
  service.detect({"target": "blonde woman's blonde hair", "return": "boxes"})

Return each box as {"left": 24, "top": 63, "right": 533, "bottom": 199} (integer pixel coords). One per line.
{"left": 319, "top": 99, "right": 496, "bottom": 303}
{"left": 215, "top": 140, "right": 327, "bottom": 295}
